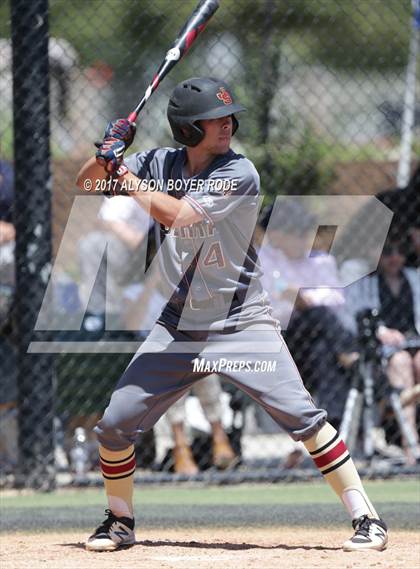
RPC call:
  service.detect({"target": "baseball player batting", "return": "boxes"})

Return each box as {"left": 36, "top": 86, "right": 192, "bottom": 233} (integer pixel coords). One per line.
{"left": 76, "top": 77, "right": 388, "bottom": 552}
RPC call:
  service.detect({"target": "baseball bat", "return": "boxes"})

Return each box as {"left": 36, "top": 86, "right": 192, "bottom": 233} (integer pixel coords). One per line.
{"left": 127, "top": 0, "right": 219, "bottom": 123}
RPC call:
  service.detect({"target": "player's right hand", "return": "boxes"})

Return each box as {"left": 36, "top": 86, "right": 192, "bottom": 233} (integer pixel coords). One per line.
{"left": 104, "top": 118, "right": 137, "bottom": 149}
{"left": 95, "top": 137, "right": 126, "bottom": 174}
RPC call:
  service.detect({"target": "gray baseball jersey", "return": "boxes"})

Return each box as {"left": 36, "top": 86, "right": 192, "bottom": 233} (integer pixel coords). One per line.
{"left": 124, "top": 147, "right": 271, "bottom": 330}
{"left": 94, "top": 148, "right": 327, "bottom": 451}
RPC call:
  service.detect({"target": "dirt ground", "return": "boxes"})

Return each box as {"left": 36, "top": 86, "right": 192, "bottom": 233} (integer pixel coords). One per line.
{"left": 1, "top": 527, "right": 419, "bottom": 569}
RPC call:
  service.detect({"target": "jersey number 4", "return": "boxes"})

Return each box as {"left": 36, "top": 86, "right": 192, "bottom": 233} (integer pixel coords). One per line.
{"left": 203, "top": 242, "right": 225, "bottom": 268}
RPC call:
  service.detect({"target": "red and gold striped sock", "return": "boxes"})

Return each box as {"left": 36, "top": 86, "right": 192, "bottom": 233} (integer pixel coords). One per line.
{"left": 99, "top": 444, "right": 136, "bottom": 519}
{"left": 303, "top": 423, "right": 378, "bottom": 520}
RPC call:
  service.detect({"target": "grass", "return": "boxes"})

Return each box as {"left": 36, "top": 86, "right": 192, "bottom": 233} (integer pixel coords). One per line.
{"left": 1, "top": 480, "right": 418, "bottom": 510}
{"left": 1, "top": 480, "right": 419, "bottom": 532}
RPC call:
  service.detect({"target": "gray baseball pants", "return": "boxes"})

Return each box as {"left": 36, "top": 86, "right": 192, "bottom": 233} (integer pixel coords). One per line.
{"left": 94, "top": 321, "right": 327, "bottom": 450}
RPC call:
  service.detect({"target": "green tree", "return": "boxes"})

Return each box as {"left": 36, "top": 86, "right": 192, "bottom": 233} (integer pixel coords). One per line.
{"left": 1, "top": 1, "right": 413, "bottom": 187}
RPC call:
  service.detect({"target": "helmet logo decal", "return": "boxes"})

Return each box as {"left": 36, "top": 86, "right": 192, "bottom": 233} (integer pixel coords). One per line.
{"left": 216, "top": 87, "right": 232, "bottom": 105}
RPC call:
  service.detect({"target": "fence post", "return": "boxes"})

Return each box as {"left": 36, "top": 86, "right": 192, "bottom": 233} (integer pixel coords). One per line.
{"left": 11, "top": 0, "right": 55, "bottom": 490}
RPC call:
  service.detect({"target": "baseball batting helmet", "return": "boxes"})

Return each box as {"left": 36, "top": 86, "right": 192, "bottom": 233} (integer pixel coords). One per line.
{"left": 167, "top": 77, "right": 246, "bottom": 147}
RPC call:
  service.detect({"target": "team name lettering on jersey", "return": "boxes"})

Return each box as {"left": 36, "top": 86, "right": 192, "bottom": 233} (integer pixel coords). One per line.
{"left": 172, "top": 223, "right": 215, "bottom": 239}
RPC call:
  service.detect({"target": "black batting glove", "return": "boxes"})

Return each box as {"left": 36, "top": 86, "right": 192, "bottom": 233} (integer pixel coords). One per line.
{"left": 104, "top": 118, "right": 136, "bottom": 149}
{"left": 95, "top": 137, "right": 126, "bottom": 174}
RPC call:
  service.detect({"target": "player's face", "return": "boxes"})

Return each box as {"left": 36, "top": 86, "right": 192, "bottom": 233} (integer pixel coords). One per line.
{"left": 199, "top": 116, "right": 233, "bottom": 154}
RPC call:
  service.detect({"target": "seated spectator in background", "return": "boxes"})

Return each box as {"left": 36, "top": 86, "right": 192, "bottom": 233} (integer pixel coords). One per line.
{"left": 258, "top": 200, "right": 358, "bottom": 431}
{"left": 123, "top": 266, "right": 237, "bottom": 476}
{"left": 377, "top": 164, "right": 419, "bottom": 269}
{"left": 59, "top": 196, "right": 152, "bottom": 471}
{"left": 339, "top": 164, "right": 420, "bottom": 281}
{"left": 407, "top": 224, "right": 420, "bottom": 270}
{"left": 345, "top": 237, "right": 420, "bottom": 463}
{"left": 78, "top": 196, "right": 152, "bottom": 331}
{"left": 258, "top": 202, "right": 345, "bottom": 326}
{"left": 404, "top": 165, "right": 420, "bottom": 268}
{"left": 0, "top": 157, "right": 18, "bottom": 473}
{"left": 0, "top": 157, "right": 14, "bottom": 308}
{"left": 165, "top": 374, "right": 238, "bottom": 475}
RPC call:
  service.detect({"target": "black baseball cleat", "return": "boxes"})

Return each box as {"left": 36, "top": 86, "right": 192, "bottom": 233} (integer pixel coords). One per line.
{"left": 85, "top": 509, "right": 136, "bottom": 551}
{"left": 343, "top": 515, "right": 388, "bottom": 551}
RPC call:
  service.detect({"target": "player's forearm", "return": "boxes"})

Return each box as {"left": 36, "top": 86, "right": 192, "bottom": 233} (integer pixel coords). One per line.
{"left": 75, "top": 157, "right": 176, "bottom": 224}
{"left": 77, "top": 158, "right": 201, "bottom": 227}
{"left": 76, "top": 157, "right": 107, "bottom": 189}
{"left": 131, "top": 186, "right": 182, "bottom": 227}
{"left": 127, "top": 172, "right": 201, "bottom": 228}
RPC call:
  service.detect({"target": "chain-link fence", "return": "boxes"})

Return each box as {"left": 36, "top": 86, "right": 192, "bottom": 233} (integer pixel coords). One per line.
{"left": 1, "top": 0, "right": 419, "bottom": 489}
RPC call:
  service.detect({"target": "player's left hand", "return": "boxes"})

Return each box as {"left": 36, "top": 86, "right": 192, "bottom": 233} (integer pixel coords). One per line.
{"left": 104, "top": 118, "right": 137, "bottom": 149}
{"left": 95, "top": 137, "right": 126, "bottom": 174}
